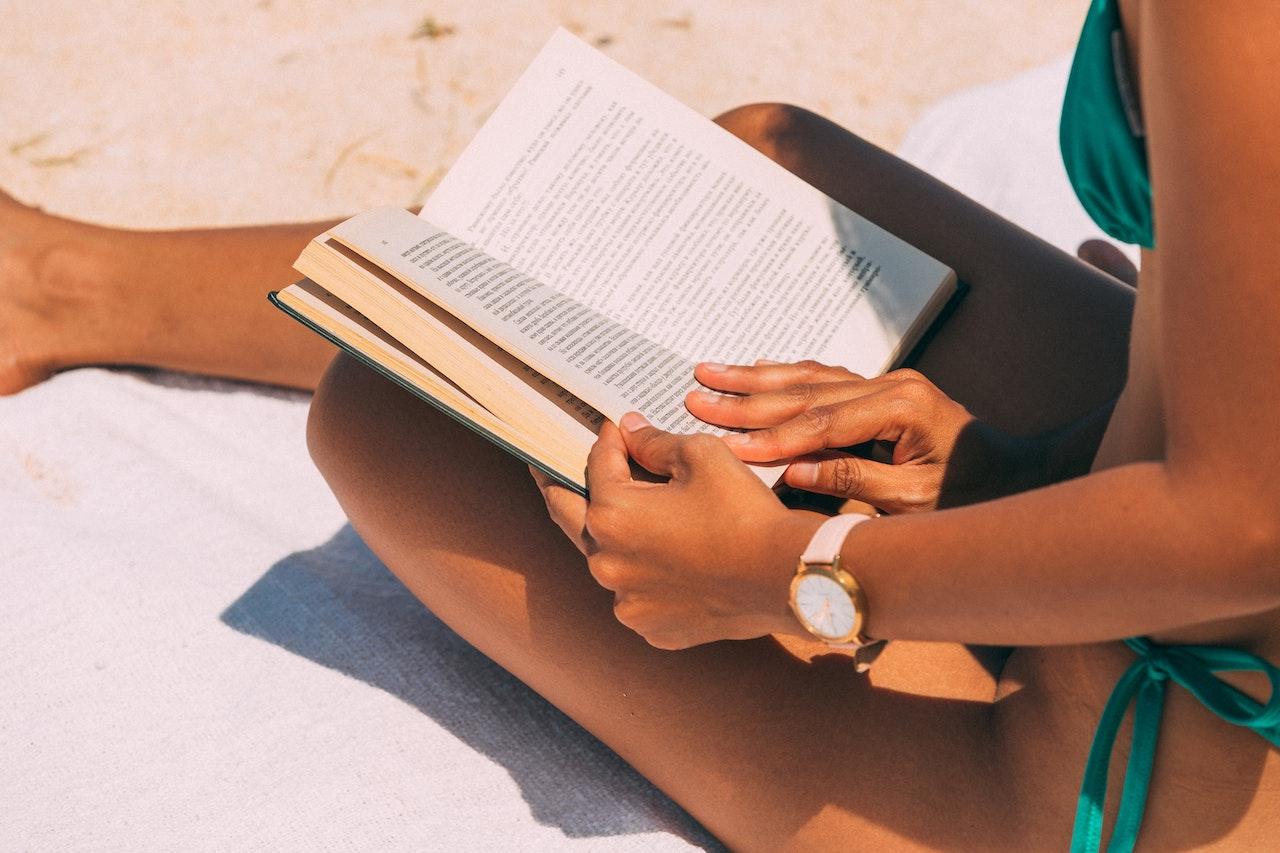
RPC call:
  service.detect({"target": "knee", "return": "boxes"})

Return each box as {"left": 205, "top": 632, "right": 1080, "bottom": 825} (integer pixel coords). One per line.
{"left": 712, "top": 102, "right": 824, "bottom": 164}
{"left": 306, "top": 352, "right": 363, "bottom": 485}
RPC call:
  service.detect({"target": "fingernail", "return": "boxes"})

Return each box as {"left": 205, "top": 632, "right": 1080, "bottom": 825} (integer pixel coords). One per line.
{"left": 755, "top": 359, "right": 782, "bottom": 366}
{"left": 788, "top": 461, "right": 819, "bottom": 485}
{"left": 689, "top": 389, "right": 721, "bottom": 405}
{"left": 619, "top": 412, "right": 650, "bottom": 432}
{"left": 700, "top": 362, "right": 728, "bottom": 373}
{"left": 722, "top": 432, "right": 751, "bottom": 445}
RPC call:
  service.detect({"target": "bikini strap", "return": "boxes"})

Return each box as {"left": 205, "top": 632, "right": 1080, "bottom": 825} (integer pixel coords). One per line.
{"left": 1069, "top": 637, "right": 1280, "bottom": 853}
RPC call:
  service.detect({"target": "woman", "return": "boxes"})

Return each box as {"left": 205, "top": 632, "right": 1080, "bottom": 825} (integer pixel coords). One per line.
{"left": 4, "top": 2, "right": 1278, "bottom": 848}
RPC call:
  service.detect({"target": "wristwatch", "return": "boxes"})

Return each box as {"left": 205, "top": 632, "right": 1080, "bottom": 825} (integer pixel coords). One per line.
{"left": 789, "top": 512, "right": 887, "bottom": 673}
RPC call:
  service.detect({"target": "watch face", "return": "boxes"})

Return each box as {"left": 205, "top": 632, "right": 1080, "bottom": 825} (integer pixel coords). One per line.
{"left": 794, "top": 573, "right": 858, "bottom": 640}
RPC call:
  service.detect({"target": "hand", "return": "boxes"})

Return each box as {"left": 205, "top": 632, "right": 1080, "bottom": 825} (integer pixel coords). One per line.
{"left": 1077, "top": 238, "right": 1139, "bottom": 286}
{"left": 685, "top": 360, "right": 1032, "bottom": 514}
{"left": 530, "top": 415, "right": 821, "bottom": 650}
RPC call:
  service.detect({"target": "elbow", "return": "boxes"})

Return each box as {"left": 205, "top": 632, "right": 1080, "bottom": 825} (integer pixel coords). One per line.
{"left": 1233, "top": 515, "right": 1280, "bottom": 598}
{"left": 1162, "top": 460, "right": 1280, "bottom": 603}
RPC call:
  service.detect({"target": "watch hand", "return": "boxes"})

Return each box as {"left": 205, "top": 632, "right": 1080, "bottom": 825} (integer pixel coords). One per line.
{"left": 815, "top": 601, "right": 833, "bottom": 632}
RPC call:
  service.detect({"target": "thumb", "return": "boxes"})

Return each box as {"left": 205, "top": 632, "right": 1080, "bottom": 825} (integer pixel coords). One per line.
{"left": 784, "top": 453, "right": 941, "bottom": 514}
{"left": 618, "top": 412, "right": 685, "bottom": 477}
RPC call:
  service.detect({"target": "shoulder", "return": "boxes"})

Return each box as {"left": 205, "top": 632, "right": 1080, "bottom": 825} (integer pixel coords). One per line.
{"left": 1138, "top": 2, "right": 1280, "bottom": 247}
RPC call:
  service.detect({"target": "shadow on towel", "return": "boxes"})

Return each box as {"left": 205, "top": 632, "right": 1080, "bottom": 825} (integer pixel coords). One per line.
{"left": 221, "top": 524, "right": 722, "bottom": 850}
{"left": 133, "top": 366, "right": 313, "bottom": 401}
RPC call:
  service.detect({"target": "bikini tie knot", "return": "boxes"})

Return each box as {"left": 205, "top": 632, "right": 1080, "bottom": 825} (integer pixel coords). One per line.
{"left": 1137, "top": 643, "right": 1170, "bottom": 682}
{"left": 1070, "top": 637, "right": 1280, "bottom": 853}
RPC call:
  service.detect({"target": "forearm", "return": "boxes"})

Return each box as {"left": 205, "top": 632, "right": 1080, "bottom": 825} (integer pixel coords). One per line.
{"left": 829, "top": 461, "right": 1280, "bottom": 646}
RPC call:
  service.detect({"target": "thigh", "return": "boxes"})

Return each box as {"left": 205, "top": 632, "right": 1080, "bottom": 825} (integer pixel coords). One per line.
{"left": 309, "top": 353, "right": 1032, "bottom": 851}
{"left": 715, "top": 104, "right": 1136, "bottom": 435}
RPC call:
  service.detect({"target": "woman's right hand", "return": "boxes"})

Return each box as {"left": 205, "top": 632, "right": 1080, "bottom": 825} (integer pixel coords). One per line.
{"left": 685, "top": 360, "right": 1038, "bottom": 514}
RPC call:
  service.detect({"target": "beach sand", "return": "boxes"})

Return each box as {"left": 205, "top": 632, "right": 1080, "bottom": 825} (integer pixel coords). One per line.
{"left": 3, "top": 1, "right": 1084, "bottom": 230}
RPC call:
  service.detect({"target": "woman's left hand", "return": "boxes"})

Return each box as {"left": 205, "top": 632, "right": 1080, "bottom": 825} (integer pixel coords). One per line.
{"left": 531, "top": 414, "right": 820, "bottom": 650}
{"left": 684, "top": 360, "right": 1029, "bottom": 513}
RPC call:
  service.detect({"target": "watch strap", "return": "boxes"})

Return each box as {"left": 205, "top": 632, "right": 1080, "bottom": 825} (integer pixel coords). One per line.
{"left": 797, "top": 512, "right": 885, "bottom": 671}
{"left": 801, "top": 512, "right": 872, "bottom": 565}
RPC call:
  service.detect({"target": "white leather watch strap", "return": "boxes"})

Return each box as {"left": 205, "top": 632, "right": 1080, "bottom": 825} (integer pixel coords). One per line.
{"left": 801, "top": 512, "right": 872, "bottom": 565}
{"left": 797, "top": 512, "right": 886, "bottom": 670}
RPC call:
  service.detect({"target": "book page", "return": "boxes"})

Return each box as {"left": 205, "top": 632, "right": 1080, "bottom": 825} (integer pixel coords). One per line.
{"left": 421, "top": 29, "right": 955, "bottom": 378}
{"left": 331, "top": 208, "right": 710, "bottom": 436}
{"left": 330, "top": 209, "right": 788, "bottom": 485}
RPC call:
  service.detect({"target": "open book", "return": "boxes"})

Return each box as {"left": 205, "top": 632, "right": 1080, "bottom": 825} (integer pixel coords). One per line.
{"left": 271, "top": 29, "right": 958, "bottom": 495}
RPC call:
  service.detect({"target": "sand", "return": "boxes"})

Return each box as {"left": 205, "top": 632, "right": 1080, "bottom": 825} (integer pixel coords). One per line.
{"left": 2, "top": 1, "right": 1084, "bottom": 229}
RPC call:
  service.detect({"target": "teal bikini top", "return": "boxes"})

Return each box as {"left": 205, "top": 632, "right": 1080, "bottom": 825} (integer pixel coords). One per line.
{"left": 1062, "top": 4, "right": 1280, "bottom": 851}
{"left": 1060, "top": 0, "right": 1154, "bottom": 248}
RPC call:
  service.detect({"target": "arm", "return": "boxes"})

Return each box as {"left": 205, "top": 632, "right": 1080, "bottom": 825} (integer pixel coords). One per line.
{"left": 849, "top": 3, "right": 1280, "bottom": 645}
{"left": 534, "top": 5, "right": 1280, "bottom": 651}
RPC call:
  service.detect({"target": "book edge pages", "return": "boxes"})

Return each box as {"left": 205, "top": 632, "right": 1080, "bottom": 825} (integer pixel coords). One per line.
{"left": 294, "top": 232, "right": 601, "bottom": 465}
{"left": 270, "top": 284, "right": 588, "bottom": 494}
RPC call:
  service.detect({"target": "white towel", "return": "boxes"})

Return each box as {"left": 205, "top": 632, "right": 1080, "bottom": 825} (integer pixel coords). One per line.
{"left": 898, "top": 57, "right": 1140, "bottom": 265}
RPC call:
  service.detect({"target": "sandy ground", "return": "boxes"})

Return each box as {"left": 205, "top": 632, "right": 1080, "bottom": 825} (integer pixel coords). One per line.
{"left": 2, "top": 1, "right": 1084, "bottom": 230}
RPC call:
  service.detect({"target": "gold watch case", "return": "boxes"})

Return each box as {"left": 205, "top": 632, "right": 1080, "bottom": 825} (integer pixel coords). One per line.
{"left": 788, "top": 554, "right": 873, "bottom": 646}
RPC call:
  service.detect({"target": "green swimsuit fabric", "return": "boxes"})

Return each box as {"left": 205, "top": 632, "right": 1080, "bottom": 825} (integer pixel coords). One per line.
{"left": 1060, "top": 0, "right": 1154, "bottom": 248}
{"left": 1069, "top": 639, "right": 1280, "bottom": 852}
{"left": 1061, "top": 3, "right": 1280, "bottom": 850}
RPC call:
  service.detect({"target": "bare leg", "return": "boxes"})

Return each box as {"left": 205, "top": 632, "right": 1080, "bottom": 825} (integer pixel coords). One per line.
{"left": 0, "top": 191, "right": 337, "bottom": 393}
{"left": 306, "top": 105, "right": 1140, "bottom": 849}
